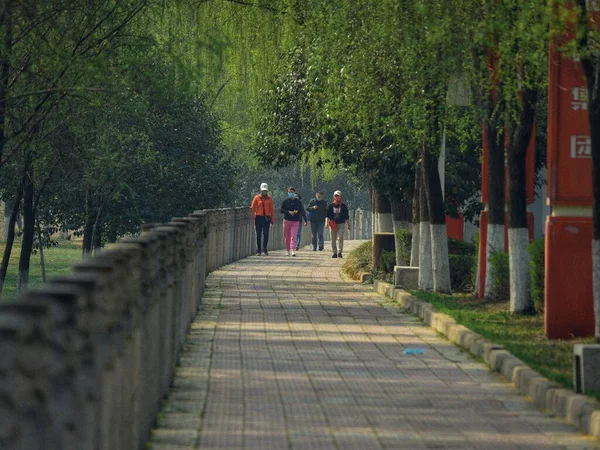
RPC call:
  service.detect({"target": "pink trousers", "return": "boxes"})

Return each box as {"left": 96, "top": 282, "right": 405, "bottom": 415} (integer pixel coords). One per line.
{"left": 283, "top": 220, "right": 300, "bottom": 251}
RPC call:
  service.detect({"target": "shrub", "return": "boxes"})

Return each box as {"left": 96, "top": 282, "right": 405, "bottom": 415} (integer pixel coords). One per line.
{"left": 489, "top": 251, "right": 510, "bottom": 301}
{"left": 449, "top": 254, "right": 475, "bottom": 292}
{"left": 342, "top": 241, "right": 373, "bottom": 280}
{"left": 448, "top": 238, "right": 475, "bottom": 256}
{"left": 395, "top": 229, "right": 412, "bottom": 265}
{"left": 528, "top": 238, "right": 545, "bottom": 312}
{"left": 378, "top": 249, "right": 396, "bottom": 274}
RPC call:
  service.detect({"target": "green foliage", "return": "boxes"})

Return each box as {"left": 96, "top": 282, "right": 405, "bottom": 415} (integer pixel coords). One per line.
{"left": 447, "top": 238, "right": 475, "bottom": 256}
{"left": 528, "top": 238, "right": 545, "bottom": 313}
{"left": 378, "top": 249, "right": 396, "bottom": 274}
{"left": 342, "top": 240, "right": 373, "bottom": 279}
{"left": 395, "top": 229, "right": 412, "bottom": 266}
{"left": 489, "top": 251, "right": 510, "bottom": 301}
{"left": 449, "top": 255, "right": 475, "bottom": 293}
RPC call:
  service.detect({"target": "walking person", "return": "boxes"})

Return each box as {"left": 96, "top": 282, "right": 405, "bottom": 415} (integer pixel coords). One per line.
{"left": 250, "top": 183, "right": 275, "bottom": 255}
{"left": 326, "top": 190, "right": 350, "bottom": 258}
{"left": 307, "top": 191, "right": 327, "bottom": 251}
{"left": 280, "top": 187, "right": 306, "bottom": 256}
{"left": 295, "top": 192, "right": 306, "bottom": 250}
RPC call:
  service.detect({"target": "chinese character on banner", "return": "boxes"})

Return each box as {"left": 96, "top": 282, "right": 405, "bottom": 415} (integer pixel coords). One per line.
{"left": 571, "top": 87, "right": 588, "bottom": 110}
{"left": 588, "top": 0, "right": 600, "bottom": 12}
{"left": 570, "top": 135, "right": 592, "bottom": 158}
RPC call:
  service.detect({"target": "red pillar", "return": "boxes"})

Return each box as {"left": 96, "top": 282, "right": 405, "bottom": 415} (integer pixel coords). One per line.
{"left": 545, "top": 32, "right": 593, "bottom": 339}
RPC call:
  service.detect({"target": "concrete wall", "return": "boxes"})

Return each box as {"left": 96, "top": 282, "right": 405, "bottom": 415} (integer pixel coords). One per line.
{"left": 0, "top": 206, "right": 372, "bottom": 450}
{"left": 0, "top": 207, "right": 267, "bottom": 450}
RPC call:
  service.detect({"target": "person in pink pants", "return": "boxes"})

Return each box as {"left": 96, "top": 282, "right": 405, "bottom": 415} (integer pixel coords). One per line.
{"left": 280, "top": 187, "right": 306, "bottom": 256}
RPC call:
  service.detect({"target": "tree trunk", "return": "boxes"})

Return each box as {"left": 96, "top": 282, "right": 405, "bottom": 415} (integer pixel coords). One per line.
{"left": 37, "top": 221, "right": 46, "bottom": 283}
{"left": 391, "top": 195, "right": 409, "bottom": 266}
{"left": 0, "top": 185, "right": 22, "bottom": 297}
{"left": 507, "top": 89, "right": 536, "bottom": 315}
{"left": 418, "top": 157, "right": 433, "bottom": 291}
{"left": 410, "top": 164, "right": 420, "bottom": 267}
{"left": 92, "top": 208, "right": 103, "bottom": 254}
{"left": 373, "top": 190, "right": 393, "bottom": 233}
{"left": 82, "top": 184, "right": 94, "bottom": 258}
{"left": 423, "top": 148, "right": 451, "bottom": 293}
{"left": 484, "top": 115, "right": 506, "bottom": 300}
{"left": 17, "top": 175, "right": 34, "bottom": 293}
{"left": 372, "top": 190, "right": 394, "bottom": 269}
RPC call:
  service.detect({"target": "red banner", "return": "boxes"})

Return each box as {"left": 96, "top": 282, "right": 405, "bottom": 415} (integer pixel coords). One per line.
{"left": 547, "top": 10, "right": 593, "bottom": 205}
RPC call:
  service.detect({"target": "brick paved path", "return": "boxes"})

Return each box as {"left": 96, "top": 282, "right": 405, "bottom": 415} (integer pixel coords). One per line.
{"left": 150, "top": 241, "right": 600, "bottom": 450}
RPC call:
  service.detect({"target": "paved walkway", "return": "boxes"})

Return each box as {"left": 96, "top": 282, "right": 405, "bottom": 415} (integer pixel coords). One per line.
{"left": 149, "top": 241, "right": 600, "bottom": 450}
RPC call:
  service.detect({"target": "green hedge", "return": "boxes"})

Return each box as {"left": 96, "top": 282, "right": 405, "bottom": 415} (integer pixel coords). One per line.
{"left": 448, "top": 238, "right": 475, "bottom": 256}
{"left": 490, "top": 251, "right": 510, "bottom": 301}
{"left": 379, "top": 249, "right": 396, "bottom": 274}
{"left": 528, "top": 238, "right": 544, "bottom": 312}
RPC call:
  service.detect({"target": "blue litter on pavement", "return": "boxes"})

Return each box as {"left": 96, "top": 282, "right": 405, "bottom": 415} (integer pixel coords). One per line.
{"left": 403, "top": 348, "right": 424, "bottom": 355}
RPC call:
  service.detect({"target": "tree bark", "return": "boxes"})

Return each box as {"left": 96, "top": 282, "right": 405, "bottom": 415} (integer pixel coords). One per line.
{"left": 92, "top": 207, "right": 103, "bottom": 253}
{"left": 507, "top": 88, "right": 537, "bottom": 314}
{"left": 82, "top": 184, "right": 94, "bottom": 258}
{"left": 373, "top": 190, "right": 393, "bottom": 233}
{"left": 418, "top": 157, "right": 433, "bottom": 291}
{"left": 423, "top": 148, "right": 451, "bottom": 293}
{"left": 37, "top": 221, "right": 46, "bottom": 283}
{"left": 17, "top": 174, "right": 34, "bottom": 293}
{"left": 410, "top": 164, "right": 420, "bottom": 267}
{"left": 0, "top": 185, "right": 22, "bottom": 297}
{"left": 484, "top": 110, "right": 506, "bottom": 300}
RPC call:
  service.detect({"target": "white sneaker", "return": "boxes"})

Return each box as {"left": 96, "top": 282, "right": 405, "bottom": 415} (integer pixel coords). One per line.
{"left": 285, "top": 251, "right": 290, "bottom": 256}
{"left": 291, "top": 251, "right": 296, "bottom": 257}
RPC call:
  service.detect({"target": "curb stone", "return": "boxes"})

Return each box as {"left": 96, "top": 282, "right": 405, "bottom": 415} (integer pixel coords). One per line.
{"left": 371, "top": 280, "right": 600, "bottom": 441}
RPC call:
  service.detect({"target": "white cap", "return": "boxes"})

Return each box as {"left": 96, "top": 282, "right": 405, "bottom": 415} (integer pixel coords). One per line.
{"left": 260, "top": 183, "right": 268, "bottom": 191}
{"left": 334, "top": 190, "right": 342, "bottom": 197}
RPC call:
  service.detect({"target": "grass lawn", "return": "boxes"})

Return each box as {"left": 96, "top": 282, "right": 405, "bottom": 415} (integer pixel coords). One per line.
{"left": 409, "top": 290, "right": 595, "bottom": 393}
{"left": 0, "top": 239, "right": 83, "bottom": 301}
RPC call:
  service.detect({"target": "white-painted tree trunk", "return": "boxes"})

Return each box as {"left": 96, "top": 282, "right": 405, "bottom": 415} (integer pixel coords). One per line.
{"left": 484, "top": 223, "right": 505, "bottom": 299}
{"left": 430, "top": 223, "right": 451, "bottom": 293}
{"left": 377, "top": 213, "right": 394, "bottom": 233}
{"left": 509, "top": 227, "right": 531, "bottom": 313}
{"left": 410, "top": 223, "right": 420, "bottom": 267}
{"left": 594, "top": 240, "right": 600, "bottom": 340}
{"left": 418, "top": 221, "right": 433, "bottom": 291}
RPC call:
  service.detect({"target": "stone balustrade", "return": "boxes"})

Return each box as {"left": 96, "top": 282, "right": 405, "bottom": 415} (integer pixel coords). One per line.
{"left": 0, "top": 206, "right": 370, "bottom": 450}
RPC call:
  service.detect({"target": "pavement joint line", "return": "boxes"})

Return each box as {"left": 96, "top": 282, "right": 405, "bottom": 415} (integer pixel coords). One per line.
{"left": 148, "top": 241, "right": 600, "bottom": 449}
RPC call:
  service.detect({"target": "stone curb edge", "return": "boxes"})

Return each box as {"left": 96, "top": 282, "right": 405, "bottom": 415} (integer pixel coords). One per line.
{"left": 369, "top": 279, "right": 600, "bottom": 440}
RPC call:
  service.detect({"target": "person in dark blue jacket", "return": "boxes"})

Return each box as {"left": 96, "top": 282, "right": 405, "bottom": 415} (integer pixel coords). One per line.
{"left": 280, "top": 187, "right": 306, "bottom": 256}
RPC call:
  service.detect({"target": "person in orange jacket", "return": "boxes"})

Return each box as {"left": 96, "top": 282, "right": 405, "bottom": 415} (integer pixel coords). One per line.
{"left": 250, "top": 183, "right": 275, "bottom": 255}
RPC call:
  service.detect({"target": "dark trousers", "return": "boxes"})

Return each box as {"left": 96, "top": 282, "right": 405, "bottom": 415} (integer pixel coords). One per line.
{"left": 255, "top": 216, "right": 270, "bottom": 252}
{"left": 311, "top": 221, "right": 325, "bottom": 250}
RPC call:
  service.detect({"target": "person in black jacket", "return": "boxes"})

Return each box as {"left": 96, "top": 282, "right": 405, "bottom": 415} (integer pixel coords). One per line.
{"left": 325, "top": 190, "right": 350, "bottom": 258}
{"left": 307, "top": 191, "right": 327, "bottom": 251}
{"left": 280, "top": 187, "right": 306, "bottom": 256}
